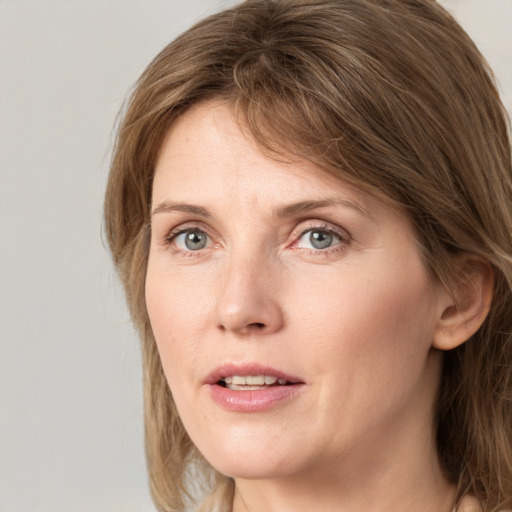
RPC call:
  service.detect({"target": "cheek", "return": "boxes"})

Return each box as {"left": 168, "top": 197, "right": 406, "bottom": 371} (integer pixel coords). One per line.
{"left": 292, "top": 259, "right": 437, "bottom": 377}
{"left": 145, "top": 268, "right": 213, "bottom": 382}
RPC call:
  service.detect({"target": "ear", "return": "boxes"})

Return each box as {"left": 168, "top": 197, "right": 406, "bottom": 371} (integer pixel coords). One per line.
{"left": 433, "top": 254, "right": 494, "bottom": 351}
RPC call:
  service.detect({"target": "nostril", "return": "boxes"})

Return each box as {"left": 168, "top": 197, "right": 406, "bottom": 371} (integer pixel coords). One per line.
{"left": 217, "top": 321, "right": 266, "bottom": 332}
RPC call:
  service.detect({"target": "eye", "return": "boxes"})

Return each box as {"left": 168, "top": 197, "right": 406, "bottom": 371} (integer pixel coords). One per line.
{"left": 173, "top": 229, "right": 210, "bottom": 251}
{"left": 296, "top": 228, "right": 342, "bottom": 250}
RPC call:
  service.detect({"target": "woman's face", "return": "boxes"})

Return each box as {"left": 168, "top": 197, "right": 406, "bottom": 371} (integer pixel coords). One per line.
{"left": 146, "top": 101, "right": 448, "bottom": 483}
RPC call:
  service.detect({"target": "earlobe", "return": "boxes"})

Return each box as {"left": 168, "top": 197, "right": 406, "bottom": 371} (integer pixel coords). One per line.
{"left": 433, "top": 255, "right": 494, "bottom": 351}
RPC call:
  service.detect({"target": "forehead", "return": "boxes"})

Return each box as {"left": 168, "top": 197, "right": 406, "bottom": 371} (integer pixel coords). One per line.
{"left": 153, "top": 101, "right": 378, "bottom": 212}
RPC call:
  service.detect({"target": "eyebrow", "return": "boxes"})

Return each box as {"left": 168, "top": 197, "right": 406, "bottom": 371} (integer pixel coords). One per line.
{"left": 276, "top": 198, "right": 371, "bottom": 219}
{"left": 151, "top": 201, "right": 213, "bottom": 218}
{"left": 151, "top": 197, "right": 371, "bottom": 219}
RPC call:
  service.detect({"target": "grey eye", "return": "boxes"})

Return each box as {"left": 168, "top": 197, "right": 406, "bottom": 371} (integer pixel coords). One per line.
{"left": 309, "top": 230, "right": 333, "bottom": 249}
{"left": 297, "top": 229, "right": 340, "bottom": 250}
{"left": 175, "top": 229, "right": 209, "bottom": 250}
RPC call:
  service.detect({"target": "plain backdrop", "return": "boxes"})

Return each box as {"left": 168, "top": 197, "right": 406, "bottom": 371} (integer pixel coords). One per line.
{"left": 0, "top": 1, "right": 510, "bottom": 511}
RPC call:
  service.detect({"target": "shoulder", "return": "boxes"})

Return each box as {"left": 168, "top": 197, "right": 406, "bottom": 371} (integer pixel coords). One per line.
{"left": 455, "top": 495, "right": 481, "bottom": 512}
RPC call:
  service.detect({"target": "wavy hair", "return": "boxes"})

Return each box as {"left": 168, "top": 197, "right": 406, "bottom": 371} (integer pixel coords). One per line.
{"left": 104, "top": 1, "right": 512, "bottom": 510}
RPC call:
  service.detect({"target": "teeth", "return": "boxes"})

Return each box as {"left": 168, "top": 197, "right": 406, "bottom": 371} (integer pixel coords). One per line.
{"left": 221, "top": 374, "right": 288, "bottom": 389}
{"left": 232, "top": 375, "right": 264, "bottom": 385}
{"left": 228, "top": 384, "right": 268, "bottom": 391}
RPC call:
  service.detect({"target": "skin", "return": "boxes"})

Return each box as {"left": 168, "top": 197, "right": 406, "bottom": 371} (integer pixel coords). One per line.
{"left": 145, "top": 100, "right": 463, "bottom": 512}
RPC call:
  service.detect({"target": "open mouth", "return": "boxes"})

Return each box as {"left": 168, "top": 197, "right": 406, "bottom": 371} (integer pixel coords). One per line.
{"left": 208, "top": 368, "right": 305, "bottom": 411}
{"left": 218, "top": 375, "right": 293, "bottom": 391}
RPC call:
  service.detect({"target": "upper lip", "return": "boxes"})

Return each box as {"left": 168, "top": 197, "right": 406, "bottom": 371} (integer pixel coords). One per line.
{"left": 204, "top": 363, "right": 304, "bottom": 385}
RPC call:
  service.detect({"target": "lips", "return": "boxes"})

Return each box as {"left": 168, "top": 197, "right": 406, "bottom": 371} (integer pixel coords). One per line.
{"left": 204, "top": 364, "right": 305, "bottom": 412}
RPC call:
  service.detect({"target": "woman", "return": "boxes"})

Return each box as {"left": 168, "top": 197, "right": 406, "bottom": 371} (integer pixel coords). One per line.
{"left": 104, "top": 1, "right": 512, "bottom": 511}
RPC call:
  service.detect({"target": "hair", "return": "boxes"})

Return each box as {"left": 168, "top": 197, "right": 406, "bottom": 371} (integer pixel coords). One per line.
{"left": 103, "top": 1, "right": 512, "bottom": 511}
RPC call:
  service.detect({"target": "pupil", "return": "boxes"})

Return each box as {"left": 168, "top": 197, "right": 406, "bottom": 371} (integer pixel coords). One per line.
{"left": 310, "top": 230, "right": 332, "bottom": 249}
{"left": 185, "top": 231, "right": 207, "bottom": 250}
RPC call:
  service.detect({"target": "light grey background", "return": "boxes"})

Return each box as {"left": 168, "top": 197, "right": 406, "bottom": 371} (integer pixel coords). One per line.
{"left": 0, "top": 1, "right": 510, "bottom": 511}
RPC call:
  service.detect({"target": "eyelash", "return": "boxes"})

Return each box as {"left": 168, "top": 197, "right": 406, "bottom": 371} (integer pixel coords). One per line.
{"left": 162, "top": 221, "right": 351, "bottom": 257}
{"left": 291, "top": 223, "right": 351, "bottom": 255}
{"left": 163, "top": 224, "right": 214, "bottom": 257}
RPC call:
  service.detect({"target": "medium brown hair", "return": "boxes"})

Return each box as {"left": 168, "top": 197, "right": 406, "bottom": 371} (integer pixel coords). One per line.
{"left": 104, "top": 1, "right": 512, "bottom": 510}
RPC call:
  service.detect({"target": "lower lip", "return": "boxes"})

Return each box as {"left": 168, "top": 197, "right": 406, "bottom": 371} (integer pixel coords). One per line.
{"left": 207, "top": 383, "right": 305, "bottom": 412}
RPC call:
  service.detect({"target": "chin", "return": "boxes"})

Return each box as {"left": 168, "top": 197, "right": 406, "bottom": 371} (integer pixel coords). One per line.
{"left": 196, "top": 435, "right": 306, "bottom": 481}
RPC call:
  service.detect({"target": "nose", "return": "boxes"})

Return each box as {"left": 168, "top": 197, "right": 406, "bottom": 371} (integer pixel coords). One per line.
{"left": 214, "top": 252, "right": 284, "bottom": 336}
